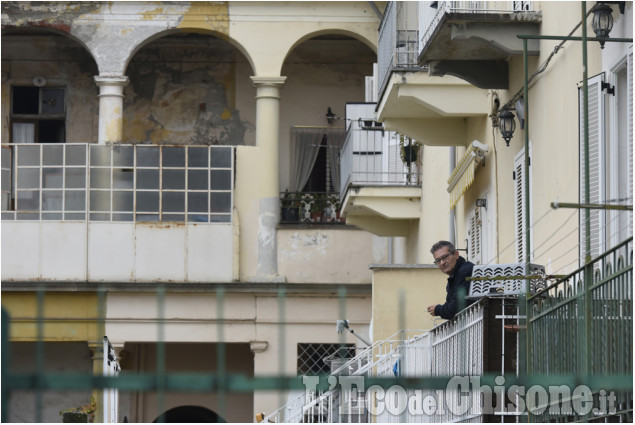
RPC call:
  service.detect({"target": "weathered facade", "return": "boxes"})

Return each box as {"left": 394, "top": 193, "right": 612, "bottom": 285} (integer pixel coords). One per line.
{"left": 1, "top": 1, "right": 388, "bottom": 422}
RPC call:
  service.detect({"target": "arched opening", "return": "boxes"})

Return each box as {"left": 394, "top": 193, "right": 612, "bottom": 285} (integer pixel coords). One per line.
{"left": 153, "top": 405, "right": 225, "bottom": 423}
{"left": 124, "top": 32, "right": 255, "bottom": 146}
{"left": 280, "top": 34, "right": 376, "bottom": 202}
{"left": 1, "top": 28, "right": 99, "bottom": 144}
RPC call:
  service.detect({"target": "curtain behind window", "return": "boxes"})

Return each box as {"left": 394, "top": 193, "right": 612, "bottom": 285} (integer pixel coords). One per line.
{"left": 290, "top": 127, "right": 346, "bottom": 192}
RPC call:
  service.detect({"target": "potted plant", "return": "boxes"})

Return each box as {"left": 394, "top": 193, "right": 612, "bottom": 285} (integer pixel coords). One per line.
{"left": 309, "top": 194, "right": 326, "bottom": 222}
{"left": 280, "top": 190, "right": 301, "bottom": 223}
{"left": 325, "top": 193, "right": 345, "bottom": 223}
{"left": 59, "top": 396, "right": 96, "bottom": 423}
{"left": 399, "top": 136, "right": 422, "bottom": 165}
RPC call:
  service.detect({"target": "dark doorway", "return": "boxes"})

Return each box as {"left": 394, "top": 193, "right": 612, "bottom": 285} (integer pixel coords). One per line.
{"left": 154, "top": 405, "right": 225, "bottom": 423}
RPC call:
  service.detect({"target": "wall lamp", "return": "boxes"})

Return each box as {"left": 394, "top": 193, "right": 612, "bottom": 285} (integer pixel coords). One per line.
{"left": 592, "top": 3, "right": 614, "bottom": 48}
{"left": 591, "top": 2, "right": 625, "bottom": 49}
{"left": 326, "top": 107, "right": 336, "bottom": 126}
{"left": 497, "top": 108, "right": 516, "bottom": 147}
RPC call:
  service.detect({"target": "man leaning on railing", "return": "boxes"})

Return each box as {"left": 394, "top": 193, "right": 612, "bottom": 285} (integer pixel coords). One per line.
{"left": 427, "top": 240, "right": 475, "bottom": 320}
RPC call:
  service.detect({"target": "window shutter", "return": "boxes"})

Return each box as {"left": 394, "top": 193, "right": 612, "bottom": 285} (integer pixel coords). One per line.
{"left": 628, "top": 47, "right": 633, "bottom": 237}
{"left": 468, "top": 208, "right": 482, "bottom": 264}
{"left": 514, "top": 149, "right": 526, "bottom": 262}
{"left": 579, "top": 74, "right": 605, "bottom": 263}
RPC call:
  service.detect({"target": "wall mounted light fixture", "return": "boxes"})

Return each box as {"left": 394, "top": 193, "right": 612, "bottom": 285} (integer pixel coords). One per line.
{"left": 497, "top": 108, "right": 516, "bottom": 147}
{"left": 591, "top": 3, "right": 615, "bottom": 48}
{"left": 326, "top": 107, "right": 336, "bottom": 126}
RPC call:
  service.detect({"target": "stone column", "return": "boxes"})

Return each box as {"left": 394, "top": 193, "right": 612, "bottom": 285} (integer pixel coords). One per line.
{"left": 250, "top": 76, "right": 287, "bottom": 281}
{"left": 94, "top": 75, "right": 128, "bottom": 144}
{"left": 249, "top": 340, "right": 273, "bottom": 421}
{"left": 88, "top": 340, "right": 105, "bottom": 423}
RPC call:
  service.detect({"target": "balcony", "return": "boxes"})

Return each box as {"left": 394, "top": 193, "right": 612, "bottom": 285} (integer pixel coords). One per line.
{"left": 1, "top": 143, "right": 235, "bottom": 283}
{"left": 419, "top": 1, "right": 541, "bottom": 89}
{"left": 263, "top": 298, "right": 519, "bottom": 423}
{"left": 279, "top": 192, "right": 345, "bottom": 224}
{"left": 338, "top": 103, "right": 421, "bottom": 237}
{"left": 376, "top": 2, "right": 491, "bottom": 146}
{"left": 262, "top": 239, "right": 633, "bottom": 422}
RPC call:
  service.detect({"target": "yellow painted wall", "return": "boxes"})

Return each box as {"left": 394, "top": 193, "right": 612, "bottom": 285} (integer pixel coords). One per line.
{"left": 2, "top": 292, "right": 101, "bottom": 342}
{"left": 371, "top": 266, "right": 448, "bottom": 342}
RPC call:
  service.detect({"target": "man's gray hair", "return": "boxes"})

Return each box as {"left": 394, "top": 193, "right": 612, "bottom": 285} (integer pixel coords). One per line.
{"left": 431, "top": 240, "right": 456, "bottom": 254}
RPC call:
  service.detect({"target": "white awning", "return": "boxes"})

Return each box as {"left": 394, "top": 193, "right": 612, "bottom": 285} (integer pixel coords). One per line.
{"left": 447, "top": 140, "right": 489, "bottom": 209}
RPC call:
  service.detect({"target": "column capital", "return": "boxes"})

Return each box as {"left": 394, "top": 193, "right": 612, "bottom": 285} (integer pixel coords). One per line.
{"left": 250, "top": 341, "right": 269, "bottom": 354}
{"left": 94, "top": 75, "right": 129, "bottom": 88}
{"left": 250, "top": 76, "right": 287, "bottom": 88}
{"left": 87, "top": 340, "right": 104, "bottom": 360}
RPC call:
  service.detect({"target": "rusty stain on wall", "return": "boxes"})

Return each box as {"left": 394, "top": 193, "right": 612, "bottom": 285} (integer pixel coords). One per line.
{"left": 179, "top": 2, "right": 230, "bottom": 35}
{"left": 140, "top": 6, "right": 166, "bottom": 21}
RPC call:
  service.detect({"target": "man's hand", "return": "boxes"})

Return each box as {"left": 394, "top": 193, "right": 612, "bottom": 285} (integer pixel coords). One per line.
{"left": 427, "top": 304, "right": 438, "bottom": 316}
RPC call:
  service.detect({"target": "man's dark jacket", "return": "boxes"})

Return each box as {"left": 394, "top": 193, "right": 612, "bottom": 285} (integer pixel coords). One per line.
{"left": 434, "top": 256, "right": 474, "bottom": 320}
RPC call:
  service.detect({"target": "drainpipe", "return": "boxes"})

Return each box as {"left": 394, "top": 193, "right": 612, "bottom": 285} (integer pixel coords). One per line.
{"left": 449, "top": 146, "right": 456, "bottom": 245}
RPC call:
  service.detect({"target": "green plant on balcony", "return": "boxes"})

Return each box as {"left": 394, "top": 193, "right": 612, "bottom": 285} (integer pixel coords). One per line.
{"left": 59, "top": 396, "right": 96, "bottom": 423}
{"left": 309, "top": 193, "right": 327, "bottom": 222}
{"left": 281, "top": 190, "right": 301, "bottom": 223}
{"left": 399, "top": 135, "right": 422, "bottom": 165}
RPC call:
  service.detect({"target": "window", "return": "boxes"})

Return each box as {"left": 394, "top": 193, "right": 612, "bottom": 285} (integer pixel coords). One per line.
{"left": 11, "top": 86, "right": 66, "bottom": 143}
{"left": 2, "top": 144, "right": 233, "bottom": 223}
{"left": 290, "top": 128, "right": 346, "bottom": 194}
{"left": 297, "top": 343, "right": 355, "bottom": 375}
{"left": 579, "top": 56, "right": 633, "bottom": 263}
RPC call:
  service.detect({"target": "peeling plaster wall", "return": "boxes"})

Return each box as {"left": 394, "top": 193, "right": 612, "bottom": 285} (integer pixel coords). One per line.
{"left": 278, "top": 227, "right": 387, "bottom": 283}
{"left": 124, "top": 34, "right": 254, "bottom": 145}
{"left": 1, "top": 34, "right": 99, "bottom": 143}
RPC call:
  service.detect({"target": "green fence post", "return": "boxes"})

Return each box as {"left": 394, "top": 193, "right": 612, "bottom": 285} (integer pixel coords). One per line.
{"left": 2, "top": 308, "right": 10, "bottom": 422}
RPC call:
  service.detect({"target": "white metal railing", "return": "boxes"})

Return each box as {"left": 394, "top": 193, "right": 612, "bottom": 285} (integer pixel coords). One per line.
{"left": 420, "top": 1, "right": 536, "bottom": 55}
{"left": 339, "top": 125, "right": 420, "bottom": 200}
{"left": 378, "top": 2, "right": 423, "bottom": 98}
{"left": 430, "top": 301, "right": 486, "bottom": 423}
{"left": 1, "top": 143, "right": 233, "bottom": 223}
{"left": 262, "top": 301, "right": 493, "bottom": 423}
{"left": 262, "top": 330, "right": 428, "bottom": 423}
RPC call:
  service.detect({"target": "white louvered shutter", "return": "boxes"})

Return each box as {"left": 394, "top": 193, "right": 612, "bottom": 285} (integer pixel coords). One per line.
{"left": 514, "top": 149, "right": 526, "bottom": 262}
{"left": 579, "top": 74, "right": 605, "bottom": 264}
{"left": 628, "top": 47, "right": 633, "bottom": 238}
{"left": 468, "top": 208, "right": 482, "bottom": 264}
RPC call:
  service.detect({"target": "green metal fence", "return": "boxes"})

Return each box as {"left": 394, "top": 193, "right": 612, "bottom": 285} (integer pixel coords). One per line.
{"left": 3, "top": 270, "right": 632, "bottom": 422}
{"left": 528, "top": 237, "right": 633, "bottom": 422}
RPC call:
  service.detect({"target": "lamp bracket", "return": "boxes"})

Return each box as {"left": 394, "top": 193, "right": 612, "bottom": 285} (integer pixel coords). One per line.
{"left": 601, "top": 82, "right": 615, "bottom": 95}
{"left": 598, "top": 1, "right": 626, "bottom": 14}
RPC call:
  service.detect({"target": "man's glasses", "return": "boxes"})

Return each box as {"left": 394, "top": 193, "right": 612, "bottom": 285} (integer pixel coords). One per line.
{"left": 433, "top": 251, "right": 455, "bottom": 266}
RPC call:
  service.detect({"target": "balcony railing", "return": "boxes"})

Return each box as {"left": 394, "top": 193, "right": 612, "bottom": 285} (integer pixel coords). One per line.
{"left": 339, "top": 124, "right": 420, "bottom": 200}
{"left": 262, "top": 330, "right": 427, "bottom": 423}
{"left": 279, "top": 191, "right": 345, "bottom": 224}
{"left": 419, "top": 1, "right": 536, "bottom": 55}
{"left": 377, "top": 2, "right": 424, "bottom": 98}
{"left": 528, "top": 237, "right": 633, "bottom": 422}
{"left": 1, "top": 143, "right": 234, "bottom": 223}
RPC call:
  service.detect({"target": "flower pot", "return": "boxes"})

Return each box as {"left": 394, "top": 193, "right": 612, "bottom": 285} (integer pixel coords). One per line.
{"left": 281, "top": 207, "right": 299, "bottom": 223}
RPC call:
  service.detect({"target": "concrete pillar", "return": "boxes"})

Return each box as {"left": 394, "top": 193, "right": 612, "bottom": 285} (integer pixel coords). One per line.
{"left": 250, "top": 340, "right": 275, "bottom": 421}
{"left": 88, "top": 340, "right": 105, "bottom": 423}
{"left": 94, "top": 75, "right": 128, "bottom": 144}
{"left": 250, "top": 76, "right": 287, "bottom": 281}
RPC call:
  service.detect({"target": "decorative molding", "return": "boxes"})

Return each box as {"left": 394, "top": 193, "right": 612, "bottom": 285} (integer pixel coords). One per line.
{"left": 250, "top": 341, "right": 268, "bottom": 353}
